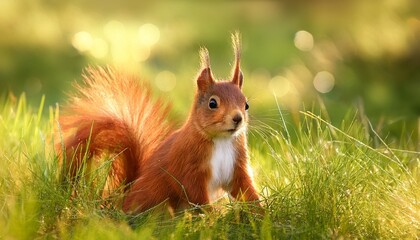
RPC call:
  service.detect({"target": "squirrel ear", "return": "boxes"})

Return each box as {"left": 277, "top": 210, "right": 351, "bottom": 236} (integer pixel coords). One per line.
{"left": 197, "top": 67, "right": 214, "bottom": 91}
{"left": 231, "top": 31, "right": 243, "bottom": 89}
{"left": 197, "top": 47, "right": 214, "bottom": 91}
{"left": 233, "top": 71, "right": 243, "bottom": 89}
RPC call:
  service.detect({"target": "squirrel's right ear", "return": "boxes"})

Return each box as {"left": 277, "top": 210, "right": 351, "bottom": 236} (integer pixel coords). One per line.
{"left": 197, "top": 47, "right": 214, "bottom": 92}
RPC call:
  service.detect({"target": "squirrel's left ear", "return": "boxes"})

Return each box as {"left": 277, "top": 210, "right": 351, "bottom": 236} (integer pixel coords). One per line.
{"left": 197, "top": 47, "right": 215, "bottom": 92}
{"left": 231, "top": 32, "right": 243, "bottom": 89}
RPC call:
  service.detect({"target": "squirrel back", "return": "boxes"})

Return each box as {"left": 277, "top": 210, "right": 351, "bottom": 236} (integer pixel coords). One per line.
{"left": 59, "top": 33, "right": 260, "bottom": 213}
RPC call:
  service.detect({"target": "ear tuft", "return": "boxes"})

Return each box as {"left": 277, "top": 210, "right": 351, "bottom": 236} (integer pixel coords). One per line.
{"left": 197, "top": 47, "right": 214, "bottom": 91}
{"left": 231, "top": 31, "right": 243, "bottom": 88}
{"left": 200, "top": 47, "right": 211, "bottom": 69}
{"left": 232, "top": 31, "right": 241, "bottom": 65}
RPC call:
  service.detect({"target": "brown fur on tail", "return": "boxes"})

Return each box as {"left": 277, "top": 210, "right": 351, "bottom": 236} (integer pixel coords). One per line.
{"left": 58, "top": 67, "right": 171, "bottom": 190}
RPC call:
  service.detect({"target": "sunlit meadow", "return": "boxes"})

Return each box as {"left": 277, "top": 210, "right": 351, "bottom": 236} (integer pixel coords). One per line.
{"left": 1, "top": 0, "right": 420, "bottom": 239}
{"left": 1, "top": 93, "right": 419, "bottom": 239}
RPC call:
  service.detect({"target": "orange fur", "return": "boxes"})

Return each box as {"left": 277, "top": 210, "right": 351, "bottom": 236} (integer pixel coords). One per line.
{"left": 59, "top": 34, "right": 260, "bottom": 214}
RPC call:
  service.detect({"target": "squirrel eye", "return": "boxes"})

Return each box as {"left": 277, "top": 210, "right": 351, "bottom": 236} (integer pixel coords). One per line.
{"left": 245, "top": 102, "right": 249, "bottom": 110}
{"left": 209, "top": 98, "right": 218, "bottom": 109}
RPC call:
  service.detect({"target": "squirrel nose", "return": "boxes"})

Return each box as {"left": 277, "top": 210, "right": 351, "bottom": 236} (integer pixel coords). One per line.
{"left": 232, "top": 114, "right": 243, "bottom": 125}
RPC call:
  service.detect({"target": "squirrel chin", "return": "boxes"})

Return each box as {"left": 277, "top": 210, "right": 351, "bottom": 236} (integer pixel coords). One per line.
{"left": 214, "top": 125, "right": 246, "bottom": 139}
{"left": 193, "top": 121, "right": 245, "bottom": 140}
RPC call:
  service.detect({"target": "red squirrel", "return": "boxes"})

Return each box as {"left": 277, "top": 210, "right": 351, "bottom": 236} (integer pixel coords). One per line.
{"left": 59, "top": 33, "right": 260, "bottom": 214}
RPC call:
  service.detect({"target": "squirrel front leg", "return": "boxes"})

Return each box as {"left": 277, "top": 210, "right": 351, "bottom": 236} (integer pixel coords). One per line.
{"left": 230, "top": 163, "right": 264, "bottom": 216}
{"left": 230, "top": 163, "right": 260, "bottom": 204}
{"left": 230, "top": 136, "right": 260, "bottom": 204}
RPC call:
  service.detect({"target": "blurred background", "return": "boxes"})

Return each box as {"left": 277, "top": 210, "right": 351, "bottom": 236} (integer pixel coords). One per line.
{"left": 0, "top": 0, "right": 419, "bottom": 140}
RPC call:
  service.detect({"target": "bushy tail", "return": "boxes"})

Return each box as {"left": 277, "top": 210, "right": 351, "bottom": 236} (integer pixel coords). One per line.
{"left": 58, "top": 66, "right": 171, "bottom": 191}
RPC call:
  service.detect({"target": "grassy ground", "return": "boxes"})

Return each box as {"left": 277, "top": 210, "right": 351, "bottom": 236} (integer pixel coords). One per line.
{"left": 0, "top": 94, "right": 419, "bottom": 239}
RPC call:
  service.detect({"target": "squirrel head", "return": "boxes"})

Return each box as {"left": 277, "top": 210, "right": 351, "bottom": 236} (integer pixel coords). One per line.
{"left": 191, "top": 32, "right": 248, "bottom": 139}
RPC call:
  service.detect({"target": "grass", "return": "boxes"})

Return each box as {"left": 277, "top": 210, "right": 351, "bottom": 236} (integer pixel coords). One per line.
{"left": 0, "top": 93, "right": 419, "bottom": 239}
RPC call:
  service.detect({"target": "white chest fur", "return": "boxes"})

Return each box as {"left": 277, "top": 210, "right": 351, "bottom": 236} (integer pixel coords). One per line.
{"left": 208, "top": 138, "right": 236, "bottom": 201}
